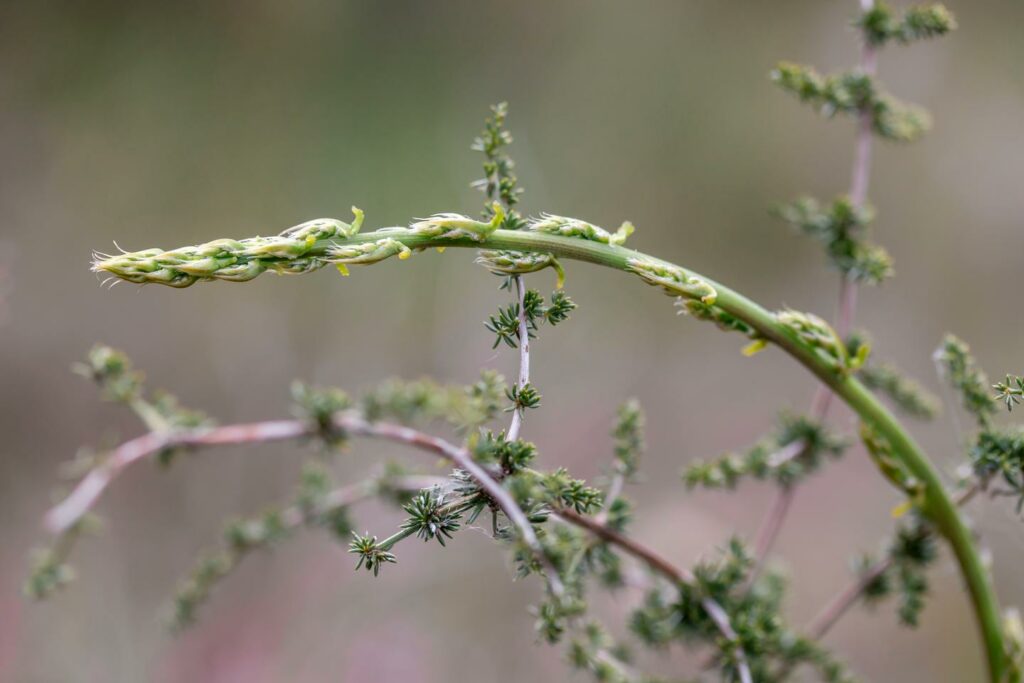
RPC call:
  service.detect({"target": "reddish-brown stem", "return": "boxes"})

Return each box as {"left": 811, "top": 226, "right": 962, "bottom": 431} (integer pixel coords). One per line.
{"left": 749, "top": 4, "right": 879, "bottom": 574}
{"left": 557, "top": 508, "right": 754, "bottom": 683}
{"left": 44, "top": 411, "right": 564, "bottom": 595}
{"left": 805, "top": 483, "right": 981, "bottom": 643}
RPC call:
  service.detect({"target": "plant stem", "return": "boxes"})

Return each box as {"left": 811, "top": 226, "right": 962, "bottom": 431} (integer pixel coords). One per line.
{"left": 557, "top": 508, "right": 754, "bottom": 683}
{"left": 750, "top": 0, "right": 880, "bottom": 580}
{"left": 46, "top": 405, "right": 744, "bottom": 678}
{"left": 507, "top": 274, "right": 530, "bottom": 442}
{"left": 289, "top": 226, "right": 1006, "bottom": 681}
{"left": 805, "top": 483, "right": 981, "bottom": 642}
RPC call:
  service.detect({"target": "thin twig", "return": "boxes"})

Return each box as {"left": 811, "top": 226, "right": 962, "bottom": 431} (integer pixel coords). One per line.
{"left": 556, "top": 508, "right": 754, "bottom": 683}
{"left": 768, "top": 483, "right": 981, "bottom": 681}
{"left": 749, "top": 0, "right": 878, "bottom": 574}
{"left": 507, "top": 274, "right": 530, "bottom": 442}
{"left": 750, "top": 484, "right": 796, "bottom": 575}
{"left": 280, "top": 475, "right": 447, "bottom": 529}
{"left": 595, "top": 472, "right": 626, "bottom": 526}
{"left": 343, "top": 415, "right": 566, "bottom": 597}
{"left": 44, "top": 411, "right": 564, "bottom": 596}
{"left": 805, "top": 482, "right": 980, "bottom": 643}
{"left": 45, "top": 420, "right": 311, "bottom": 534}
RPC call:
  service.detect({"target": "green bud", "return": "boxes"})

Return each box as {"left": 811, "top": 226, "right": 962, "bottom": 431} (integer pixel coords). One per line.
{"left": 627, "top": 258, "right": 717, "bottom": 304}
{"left": 476, "top": 250, "right": 566, "bottom": 288}
{"left": 528, "top": 214, "right": 634, "bottom": 246}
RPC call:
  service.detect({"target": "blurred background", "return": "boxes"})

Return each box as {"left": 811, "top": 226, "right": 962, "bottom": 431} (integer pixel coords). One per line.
{"left": 2, "top": 1, "right": 1023, "bottom": 681}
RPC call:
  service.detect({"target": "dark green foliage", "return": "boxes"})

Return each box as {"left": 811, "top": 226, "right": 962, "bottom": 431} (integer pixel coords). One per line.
{"left": 683, "top": 413, "right": 847, "bottom": 489}
{"left": 348, "top": 532, "right": 398, "bottom": 576}
{"left": 75, "top": 344, "right": 144, "bottom": 402}
{"left": 861, "top": 362, "right": 940, "bottom": 420}
{"left": 400, "top": 490, "right": 462, "bottom": 546}
{"left": 360, "top": 373, "right": 505, "bottom": 434}
{"left": 485, "top": 289, "right": 577, "bottom": 349}
{"left": 224, "top": 510, "right": 289, "bottom": 553}
{"left": 935, "top": 334, "right": 996, "bottom": 427}
{"left": 567, "top": 622, "right": 656, "bottom": 683}
{"left": 476, "top": 102, "right": 577, "bottom": 345}
{"left": 629, "top": 539, "right": 854, "bottom": 682}
{"left": 473, "top": 430, "right": 538, "bottom": 474}
{"left": 23, "top": 515, "right": 99, "bottom": 600}
{"left": 149, "top": 392, "right": 210, "bottom": 431}
{"left": 486, "top": 301, "right": 528, "bottom": 348}
{"left": 771, "top": 62, "right": 930, "bottom": 142}
{"left": 612, "top": 399, "right": 645, "bottom": 480}
{"left": 291, "top": 381, "right": 351, "bottom": 446}
{"left": 774, "top": 196, "right": 892, "bottom": 285}
{"left": 543, "top": 290, "right": 577, "bottom": 325}
{"left": 24, "top": 549, "right": 76, "bottom": 601}
{"left": 506, "top": 382, "right": 541, "bottom": 412}
{"left": 994, "top": 375, "right": 1024, "bottom": 412}
{"left": 473, "top": 102, "right": 526, "bottom": 229}
{"left": 603, "top": 497, "right": 633, "bottom": 534}
{"left": 532, "top": 593, "right": 587, "bottom": 644}
{"left": 970, "top": 428, "right": 1024, "bottom": 512}
{"left": 466, "top": 370, "right": 507, "bottom": 425}
{"left": 360, "top": 377, "right": 448, "bottom": 424}
{"left": 172, "top": 507, "right": 293, "bottom": 630}
{"left": 539, "top": 468, "right": 604, "bottom": 514}
{"left": 169, "top": 461, "right": 371, "bottom": 629}
{"left": 856, "top": 3, "right": 956, "bottom": 46}
{"left": 857, "top": 519, "right": 938, "bottom": 627}
{"left": 77, "top": 344, "right": 212, "bottom": 465}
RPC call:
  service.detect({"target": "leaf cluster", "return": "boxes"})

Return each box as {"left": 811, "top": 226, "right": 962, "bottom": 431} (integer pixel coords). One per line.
{"left": 771, "top": 62, "right": 930, "bottom": 142}
{"left": 774, "top": 196, "right": 892, "bottom": 285}
{"left": 506, "top": 382, "right": 542, "bottom": 412}
{"left": 860, "top": 362, "right": 939, "bottom": 420}
{"left": 472, "top": 102, "right": 526, "bottom": 229}
{"left": 292, "top": 381, "right": 352, "bottom": 446}
{"left": 684, "top": 413, "right": 847, "bottom": 489}
{"left": 630, "top": 539, "right": 854, "bottom": 682}
{"left": 485, "top": 289, "right": 577, "bottom": 349}
{"left": 970, "top": 428, "right": 1024, "bottom": 512}
{"left": 611, "top": 399, "right": 645, "bottom": 480}
{"left": 77, "top": 344, "right": 212, "bottom": 463}
{"left": 935, "top": 334, "right": 996, "bottom": 428}
{"left": 856, "top": 3, "right": 956, "bottom": 47}
{"left": 858, "top": 519, "right": 939, "bottom": 627}
{"left": 171, "top": 462, "right": 361, "bottom": 630}
{"left": 994, "top": 375, "right": 1024, "bottom": 413}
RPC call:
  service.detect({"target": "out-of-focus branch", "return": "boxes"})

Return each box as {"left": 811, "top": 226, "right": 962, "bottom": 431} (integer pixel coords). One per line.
{"left": 805, "top": 483, "right": 980, "bottom": 644}
{"left": 45, "top": 420, "right": 310, "bottom": 534}
{"left": 750, "top": 0, "right": 880, "bottom": 576}
{"left": 43, "top": 410, "right": 565, "bottom": 595}
{"left": 557, "top": 508, "right": 754, "bottom": 683}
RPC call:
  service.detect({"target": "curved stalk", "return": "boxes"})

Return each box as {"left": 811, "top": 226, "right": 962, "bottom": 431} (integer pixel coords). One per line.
{"left": 95, "top": 225, "right": 1008, "bottom": 680}
{"left": 339, "top": 227, "right": 1005, "bottom": 679}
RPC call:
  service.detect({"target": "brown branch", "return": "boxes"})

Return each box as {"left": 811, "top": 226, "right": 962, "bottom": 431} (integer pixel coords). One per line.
{"left": 340, "top": 415, "right": 566, "bottom": 597}
{"left": 44, "top": 411, "right": 564, "bottom": 595}
{"left": 804, "top": 482, "right": 981, "bottom": 644}
{"left": 45, "top": 420, "right": 311, "bottom": 534}
{"left": 48, "top": 406, "right": 767, "bottom": 675}
{"left": 557, "top": 508, "right": 754, "bottom": 683}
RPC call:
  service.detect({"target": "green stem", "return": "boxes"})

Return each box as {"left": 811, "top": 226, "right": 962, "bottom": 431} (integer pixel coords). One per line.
{"left": 378, "top": 526, "right": 417, "bottom": 551}
{"left": 314, "top": 227, "right": 1007, "bottom": 681}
